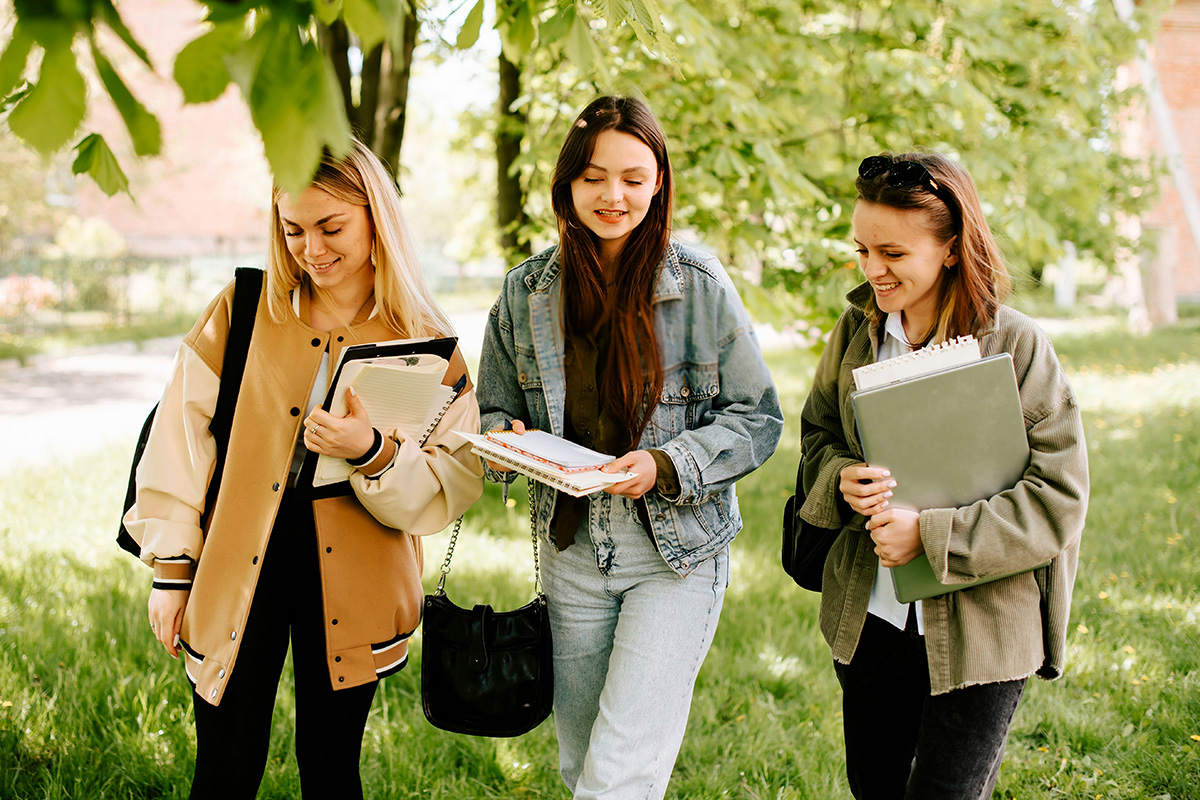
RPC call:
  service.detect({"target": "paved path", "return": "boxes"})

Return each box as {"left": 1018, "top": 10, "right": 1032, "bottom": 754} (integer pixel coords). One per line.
{"left": 0, "top": 310, "right": 490, "bottom": 476}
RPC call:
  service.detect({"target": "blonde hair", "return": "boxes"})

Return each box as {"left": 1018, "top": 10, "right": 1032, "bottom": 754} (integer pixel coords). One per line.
{"left": 266, "top": 139, "right": 454, "bottom": 338}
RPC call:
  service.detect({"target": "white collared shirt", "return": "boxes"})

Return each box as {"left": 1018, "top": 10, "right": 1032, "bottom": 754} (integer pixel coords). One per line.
{"left": 865, "top": 312, "right": 924, "bottom": 634}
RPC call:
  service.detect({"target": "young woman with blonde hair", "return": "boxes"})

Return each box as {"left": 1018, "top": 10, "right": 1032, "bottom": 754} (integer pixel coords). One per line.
{"left": 125, "top": 138, "right": 482, "bottom": 798}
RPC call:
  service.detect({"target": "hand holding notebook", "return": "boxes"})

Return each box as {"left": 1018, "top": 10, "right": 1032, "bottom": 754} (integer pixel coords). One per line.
{"left": 455, "top": 430, "right": 635, "bottom": 497}
{"left": 850, "top": 335, "right": 1034, "bottom": 602}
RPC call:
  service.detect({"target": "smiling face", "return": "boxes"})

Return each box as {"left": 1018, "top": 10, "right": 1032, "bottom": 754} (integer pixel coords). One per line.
{"left": 852, "top": 200, "right": 957, "bottom": 340}
{"left": 277, "top": 186, "right": 375, "bottom": 299}
{"left": 570, "top": 129, "right": 662, "bottom": 266}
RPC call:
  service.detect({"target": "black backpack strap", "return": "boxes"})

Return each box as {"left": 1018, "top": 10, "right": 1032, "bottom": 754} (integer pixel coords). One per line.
{"left": 201, "top": 266, "right": 264, "bottom": 523}
{"left": 117, "top": 267, "right": 264, "bottom": 556}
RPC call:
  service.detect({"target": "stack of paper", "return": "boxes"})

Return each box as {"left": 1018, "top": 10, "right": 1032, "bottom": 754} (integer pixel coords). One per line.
{"left": 314, "top": 354, "right": 453, "bottom": 487}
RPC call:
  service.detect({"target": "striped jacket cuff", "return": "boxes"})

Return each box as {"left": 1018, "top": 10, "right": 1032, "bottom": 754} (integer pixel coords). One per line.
{"left": 153, "top": 557, "right": 196, "bottom": 591}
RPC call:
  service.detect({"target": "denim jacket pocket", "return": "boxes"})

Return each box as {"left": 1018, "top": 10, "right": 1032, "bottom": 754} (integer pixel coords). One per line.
{"left": 646, "top": 362, "right": 719, "bottom": 447}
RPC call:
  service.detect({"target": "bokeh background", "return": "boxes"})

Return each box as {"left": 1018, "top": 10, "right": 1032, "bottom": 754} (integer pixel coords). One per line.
{"left": 1, "top": 1, "right": 1198, "bottom": 798}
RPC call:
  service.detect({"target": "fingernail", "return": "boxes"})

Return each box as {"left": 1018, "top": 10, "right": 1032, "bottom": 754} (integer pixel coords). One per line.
{"left": 882, "top": 470, "right": 890, "bottom": 477}
{"left": 881, "top": 500, "right": 889, "bottom": 508}
{"left": 349, "top": 386, "right": 357, "bottom": 396}
{"left": 887, "top": 481, "right": 897, "bottom": 488}
{"left": 884, "top": 491, "right": 893, "bottom": 498}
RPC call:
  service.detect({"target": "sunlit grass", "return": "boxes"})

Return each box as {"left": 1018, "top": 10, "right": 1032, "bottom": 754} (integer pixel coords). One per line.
{"left": 2, "top": 318, "right": 1198, "bottom": 798}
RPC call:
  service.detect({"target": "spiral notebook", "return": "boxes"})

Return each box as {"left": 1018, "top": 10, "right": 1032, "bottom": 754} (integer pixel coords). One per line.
{"left": 453, "top": 431, "right": 635, "bottom": 498}
{"left": 313, "top": 354, "right": 454, "bottom": 486}
{"left": 851, "top": 337, "right": 1033, "bottom": 603}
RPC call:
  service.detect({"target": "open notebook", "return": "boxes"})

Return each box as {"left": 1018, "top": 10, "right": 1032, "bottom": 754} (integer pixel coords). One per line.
{"left": 851, "top": 336, "right": 1034, "bottom": 603}
{"left": 454, "top": 431, "right": 634, "bottom": 498}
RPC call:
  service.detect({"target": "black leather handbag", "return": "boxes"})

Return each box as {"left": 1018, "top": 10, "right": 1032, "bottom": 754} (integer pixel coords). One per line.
{"left": 781, "top": 455, "right": 843, "bottom": 592}
{"left": 421, "top": 481, "right": 553, "bottom": 737}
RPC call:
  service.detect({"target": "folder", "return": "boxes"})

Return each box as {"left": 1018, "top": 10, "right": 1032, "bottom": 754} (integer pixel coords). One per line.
{"left": 851, "top": 345, "right": 1032, "bottom": 603}
{"left": 298, "top": 336, "right": 461, "bottom": 497}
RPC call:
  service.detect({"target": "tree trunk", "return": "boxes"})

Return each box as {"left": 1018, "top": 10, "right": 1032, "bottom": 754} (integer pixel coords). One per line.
{"left": 318, "top": 20, "right": 355, "bottom": 127}
{"left": 358, "top": 44, "right": 383, "bottom": 144}
{"left": 317, "top": 1, "right": 418, "bottom": 185}
{"left": 376, "top": 0, "right": 419, "bottom": 185}
{"left": 496, "top": 50, "right": 530, "bottom": 263}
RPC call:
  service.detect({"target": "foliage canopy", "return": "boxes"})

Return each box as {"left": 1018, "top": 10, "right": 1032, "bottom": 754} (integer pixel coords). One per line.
{"left": 505, "top": 0, "right": 1158, "bottom": 323}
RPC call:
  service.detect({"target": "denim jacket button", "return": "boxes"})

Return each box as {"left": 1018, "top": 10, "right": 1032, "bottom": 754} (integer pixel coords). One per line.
{"left": 518, "top": 372, "right": 528, "bottom": 385}
{"left": 655, "top": 512, "right": 666, "bottom": 521}
{"left": 680, "top": 386, "right": 690, "bottom": 397}
{"left": 680, "top": 561, "right": 690, "bottom": 569}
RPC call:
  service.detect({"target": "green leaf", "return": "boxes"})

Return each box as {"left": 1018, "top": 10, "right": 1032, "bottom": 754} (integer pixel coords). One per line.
{"left": 248, "top": 22, "right": 345, "bottom": 195}
{"left": 71, "top": 133, "right": 130, "bottom": 196}
{"left": 95, "top": 0, "right": 152, "bottom": 68}
{"left": 0, "top": 20, "right": 35, "bottom": 99}
{"left": 174, "top": 21, "right": 245, "bottom": 104}
{"left": 199, "top": 0, "right": 258, "bottom": 24}
{"left": 498, "top": 1, "right": 536, "bottom": 64}
{"left": 313, "top": 54, "right": 352, "bottom": 160}
{"left": 455, "top": 0, "right": 485, "bottom": 50}
{"left": 313, "top": 0, "right": 344, "bottom": 26}
{"left": 538, "top": 5, "right": 575, "bottom": 46}
{"left": 0, "top": 85, "right": 30, "bottom": 114}
{"left": 90, "top": 38, "right": 161, "bottom": 156}
{"left": 8, "top": 25, "right": 86, "bottom": 155}
{"left": 343, "top": 0, "right": 387, "bottom": 54}
{"left": 372, "top": 0, "right": 410, "bottom": 54}
{"left": 564, "top": 10, "right": 598, "bottom": 74}
{"left": 225, "top": 22, "right": 273, "bottom": 97}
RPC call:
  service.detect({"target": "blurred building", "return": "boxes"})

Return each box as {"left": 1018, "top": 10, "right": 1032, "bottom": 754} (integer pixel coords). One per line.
{"left": 74, "top": 0, "right": 272, "bottom": 260}
{"left": 1135, "top": 0, "right": 1200, "bottom": 314}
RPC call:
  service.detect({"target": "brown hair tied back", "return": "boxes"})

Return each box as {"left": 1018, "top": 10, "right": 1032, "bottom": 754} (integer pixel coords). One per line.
{"left": 856, "top": 150, "right": 1011, "bottom": 346}
{"left": 551, "top": 96, "right": 673, "bottom": 448}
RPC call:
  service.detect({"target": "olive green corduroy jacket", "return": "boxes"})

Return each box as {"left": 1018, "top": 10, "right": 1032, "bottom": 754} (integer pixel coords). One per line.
{"left": 800, "top": 283, "right": 1089, "bottom": 694}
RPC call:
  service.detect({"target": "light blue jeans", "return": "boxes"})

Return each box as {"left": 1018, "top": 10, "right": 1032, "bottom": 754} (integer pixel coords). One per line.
{"left": 540, "top": 493, "right": 729, "bottom": 800}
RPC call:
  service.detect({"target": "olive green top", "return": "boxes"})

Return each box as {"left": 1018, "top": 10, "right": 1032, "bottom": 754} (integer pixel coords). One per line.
{"left": 551, "top": 322, "right": 680, "bottom": 550}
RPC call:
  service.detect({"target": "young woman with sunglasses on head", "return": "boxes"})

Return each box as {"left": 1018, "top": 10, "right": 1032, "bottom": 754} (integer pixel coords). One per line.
{"left": 124, "top": 139, "right": 483, "bottom": 798}
{"left": 476, "top": 95, "right": 783, "bottom": 799}
{"left": 798, "top": 151, "right": 1089, "bottom": 799}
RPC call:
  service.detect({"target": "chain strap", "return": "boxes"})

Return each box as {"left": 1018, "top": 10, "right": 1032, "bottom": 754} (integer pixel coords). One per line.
{"left": 435, "top": 477, "right": 542, "bottom": 597}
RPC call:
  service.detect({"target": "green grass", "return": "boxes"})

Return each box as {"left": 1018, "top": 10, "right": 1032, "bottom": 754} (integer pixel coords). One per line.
{"left": 1, "top": 320, "right": 1198, "bottom": 799}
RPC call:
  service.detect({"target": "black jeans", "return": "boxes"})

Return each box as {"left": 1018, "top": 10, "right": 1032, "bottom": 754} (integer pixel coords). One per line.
{"left": 833, "top": 612, "right": 1026, "bottom": 800}
{"left": 188, "top": 491, "right": 377, "bottom": 800}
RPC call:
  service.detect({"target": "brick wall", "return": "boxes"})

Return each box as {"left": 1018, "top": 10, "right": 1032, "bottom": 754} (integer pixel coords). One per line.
{"left": 1143, "top": 0, "right": 1200, "bottom": 299}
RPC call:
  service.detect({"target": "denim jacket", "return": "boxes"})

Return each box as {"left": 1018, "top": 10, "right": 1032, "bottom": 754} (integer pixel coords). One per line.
{"left": 477, "top": 241, "right": 784, "bottom": 576}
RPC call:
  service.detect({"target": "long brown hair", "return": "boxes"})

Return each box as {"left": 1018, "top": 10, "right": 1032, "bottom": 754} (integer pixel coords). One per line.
{"left": 551, "top": 96, "right": 673, "bottom": 446}
{"left": 267, "top": 138, "right": 453, "bottom": 338}
{"left": 855, "top": 150, "right": 1010, "bottom": 345}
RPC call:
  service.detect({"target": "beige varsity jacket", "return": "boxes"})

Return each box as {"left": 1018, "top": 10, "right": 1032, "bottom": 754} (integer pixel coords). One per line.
{"left": 800, "top": 283, "right": 1089, "bottom": 694}
{"left": 123, "top": 279, "right": 483, "bottom": 705}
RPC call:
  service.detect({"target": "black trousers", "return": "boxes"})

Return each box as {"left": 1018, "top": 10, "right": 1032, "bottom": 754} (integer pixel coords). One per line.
{"left": 189, "top": 491, "right": 377, "bottom": 800}
{"left": 833, "top": 612, "right": 1027, "bottom": 800}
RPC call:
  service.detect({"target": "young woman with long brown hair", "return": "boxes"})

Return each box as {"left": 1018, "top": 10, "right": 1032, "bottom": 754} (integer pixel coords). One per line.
{"left": 476, "top": 95, "right": 783, "bottom": 799}
{"left": 800, "top": 150, "right": 1089, "bottom": 799}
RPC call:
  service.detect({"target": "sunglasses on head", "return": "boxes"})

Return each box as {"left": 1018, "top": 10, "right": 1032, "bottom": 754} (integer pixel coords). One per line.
{"left": 858, "top": 155, "right": 959, "bottom": 222}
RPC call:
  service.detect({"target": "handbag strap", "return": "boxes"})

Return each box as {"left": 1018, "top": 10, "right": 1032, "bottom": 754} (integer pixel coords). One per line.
{"left": 435, "top": 476, "right": 541, "bottom": 596}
